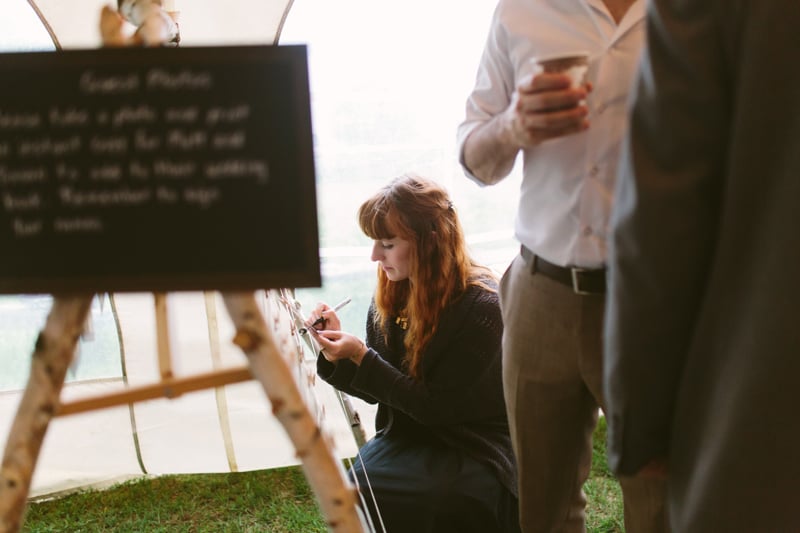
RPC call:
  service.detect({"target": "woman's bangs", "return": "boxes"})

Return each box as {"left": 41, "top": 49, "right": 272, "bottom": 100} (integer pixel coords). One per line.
{"left": 359, "top": 198, "right": 398, "bottom": 241}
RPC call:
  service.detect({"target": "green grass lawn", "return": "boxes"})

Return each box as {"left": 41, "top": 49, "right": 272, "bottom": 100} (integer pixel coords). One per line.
{"left": 23, "top": 466, "right": 326, "bottom": 533}
{"left": 23, "top": 418, "right": 623, "bottom": 532}
{"left": 586, "top": 416, "right": 625, "bottom": 532}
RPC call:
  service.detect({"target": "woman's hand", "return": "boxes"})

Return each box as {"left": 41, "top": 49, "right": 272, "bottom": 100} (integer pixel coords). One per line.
{"left": 304, "top": 302, "right": 342, "bottom": 332}
{"left": 309, "top": 328, "right": 368, "bottom": 366}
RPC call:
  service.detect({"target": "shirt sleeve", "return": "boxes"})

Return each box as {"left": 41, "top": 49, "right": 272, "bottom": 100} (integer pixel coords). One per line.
{"left": 456, "top": 3, "right": 516, "bottom": 185}
{"left": 317, "top": 354, "right": 378, "bottom": 405}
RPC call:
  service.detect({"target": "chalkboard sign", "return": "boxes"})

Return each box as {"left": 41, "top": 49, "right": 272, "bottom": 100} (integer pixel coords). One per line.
{"left": 0, "top": 45, "right": 320, "bottom": 294}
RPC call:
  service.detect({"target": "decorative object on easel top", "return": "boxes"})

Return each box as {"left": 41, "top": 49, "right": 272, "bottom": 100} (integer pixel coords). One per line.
{"left": 100, "top": 0, "right": 180, "bottom": 47}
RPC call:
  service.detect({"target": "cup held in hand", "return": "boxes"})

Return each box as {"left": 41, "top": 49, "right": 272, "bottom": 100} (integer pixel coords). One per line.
{"left": 531, "top": 52, "right": 589, "bottom": 88}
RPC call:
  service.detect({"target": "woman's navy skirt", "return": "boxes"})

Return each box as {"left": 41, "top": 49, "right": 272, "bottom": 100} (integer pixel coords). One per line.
{"left": 349, "top": 433, "right": 520, "bottom": 533}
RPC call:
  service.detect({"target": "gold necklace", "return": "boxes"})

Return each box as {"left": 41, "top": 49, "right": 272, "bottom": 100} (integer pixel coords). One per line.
{"left": 395, "top": 316, "right": 408, "bottom": 330}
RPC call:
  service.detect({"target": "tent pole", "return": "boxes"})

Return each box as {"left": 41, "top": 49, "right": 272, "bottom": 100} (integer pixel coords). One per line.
{"left": 204, "top": 291, "right": 240, "bottom": 473}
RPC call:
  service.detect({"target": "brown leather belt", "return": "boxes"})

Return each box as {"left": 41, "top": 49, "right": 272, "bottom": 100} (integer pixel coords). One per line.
{"left": 520, "top": 245, "right": 606, "bottom": 295}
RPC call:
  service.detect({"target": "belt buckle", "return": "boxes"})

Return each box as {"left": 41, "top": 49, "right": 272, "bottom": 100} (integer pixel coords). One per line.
{"left": 570, "top": 267, "right": 592, "bottom": 295}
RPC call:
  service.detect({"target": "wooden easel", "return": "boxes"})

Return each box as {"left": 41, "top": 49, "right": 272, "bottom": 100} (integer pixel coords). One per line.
{"left": 0, "top": 292, "right": 367, "bottom": 533}
{"left": 55, "top": 293, "right": 253, "bottom": 417}
{"left": 1, "top": 3, "right": 354, "bottom": 530}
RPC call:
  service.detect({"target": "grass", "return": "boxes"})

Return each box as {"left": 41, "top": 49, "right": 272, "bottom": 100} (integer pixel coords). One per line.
{"left": 586, "top": 416, "right": 625, "bottom": 532}
{"left": 23, "top": 467, "right": 326, "bottom": 533}
{"left": 23, "top": 420, "right": 623, "bottom": 532}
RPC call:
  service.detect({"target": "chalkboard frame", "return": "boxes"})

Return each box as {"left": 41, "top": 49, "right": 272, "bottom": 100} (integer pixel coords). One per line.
{"left": 0, "top": 44, "right": 321, "bottom": 294}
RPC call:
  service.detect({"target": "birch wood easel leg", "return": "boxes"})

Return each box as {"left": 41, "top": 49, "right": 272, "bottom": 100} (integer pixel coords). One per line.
{"left": 0, "top": 295, "right": 93, "bottom": 533}
{"left": 222, "top": 292, "right": 366, "bottom": 533}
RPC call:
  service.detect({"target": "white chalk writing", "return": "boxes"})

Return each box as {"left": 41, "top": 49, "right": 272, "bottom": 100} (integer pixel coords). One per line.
{"left": 3, "top": 191, "right": 41, "bottom": 211}
{"left": 205, "top": 105, "right": 250, "bottom": 125}
{"left": 13, "top": 217, "right": 43, "bottom": 237}
{"left": 17, "top": 135, "right": 82, "bottom": 157}
{"left": 113, "top": 105, "right": 157, "bottom": 128}
{"left": 164, "top": 106, "right": 200, "bottom": 123}
{"left": 49, "top": 107, "right": 90, "bottom": 127}
{"left": 58, "top": 186, "right": 152, "bottom": 207}
{"left": 80, "top": 71, "right": 140, "bottom": 94}
{"left": 0, "top": 110, "right": 42, "bottom": 129}
{"left": 184, "top": 186, "right": 220, "bottom": 208}
{"left": 205, "top": 159, "right": 269, "bottom": 183}
{"left": 146, "top": 68, "right": 213, "bottom": 91}
{"left": 54, "top": 216, "right": 103, "bottom": 233}
{"left": 0, "top": 165, "right": 47, "bottom": 185}
{"left": 153, "top": 159, "right": 196, "bottom": 178}
{"left": 1, "top": 74, "right": 277, "bottom": 240}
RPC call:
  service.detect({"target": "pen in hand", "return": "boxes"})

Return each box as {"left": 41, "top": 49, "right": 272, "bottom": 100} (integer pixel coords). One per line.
{"left": 299, "top": 297, "right": 352, "bottom": 335}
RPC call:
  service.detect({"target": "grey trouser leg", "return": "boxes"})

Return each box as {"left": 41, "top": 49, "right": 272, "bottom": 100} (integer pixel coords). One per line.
{"left": 499, "top": 254, "right": 668, "bottom": 533}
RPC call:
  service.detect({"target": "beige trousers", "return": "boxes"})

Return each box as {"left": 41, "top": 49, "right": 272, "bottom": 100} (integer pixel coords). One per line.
{"left": 499, "top": 254, "right": 668, "bottom": 533}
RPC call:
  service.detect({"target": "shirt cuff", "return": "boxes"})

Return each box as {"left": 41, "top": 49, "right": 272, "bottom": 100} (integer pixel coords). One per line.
{"left": 456, "top": 120, "right": 491, "bottom": 187}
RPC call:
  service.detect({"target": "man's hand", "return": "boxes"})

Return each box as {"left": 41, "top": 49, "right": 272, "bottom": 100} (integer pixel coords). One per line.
{"left": 503, "top": 72, "right": 590, "bottom": 148}
{"left": 462, "top": 72, "right": 591, "bottom": 184}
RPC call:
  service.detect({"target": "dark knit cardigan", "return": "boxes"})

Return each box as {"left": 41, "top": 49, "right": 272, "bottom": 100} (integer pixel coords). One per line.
{"left": 317, "top": 280, "right": 518, "bottom": 497}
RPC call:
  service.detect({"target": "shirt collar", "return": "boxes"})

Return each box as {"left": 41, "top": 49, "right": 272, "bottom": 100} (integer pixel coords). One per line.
{"left": 583, "top": 0, "right": 646, "bottom": 41}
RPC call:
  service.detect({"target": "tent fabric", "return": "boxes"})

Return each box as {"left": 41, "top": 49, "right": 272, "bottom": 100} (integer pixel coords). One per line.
{"left": 27, "top": 0, "right": 295, "bottom": 50}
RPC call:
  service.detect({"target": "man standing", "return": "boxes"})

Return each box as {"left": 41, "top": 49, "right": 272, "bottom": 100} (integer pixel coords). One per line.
{"left": 457, "top": 0, "right": 667, "bottom": 531}
{"left": 604, "top": 1, "right": 800, "bottom": 531}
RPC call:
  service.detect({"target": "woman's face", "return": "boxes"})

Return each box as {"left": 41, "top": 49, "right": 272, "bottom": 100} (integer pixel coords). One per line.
{"left": 371, "top": 237, "right": 412, "bottom": 281}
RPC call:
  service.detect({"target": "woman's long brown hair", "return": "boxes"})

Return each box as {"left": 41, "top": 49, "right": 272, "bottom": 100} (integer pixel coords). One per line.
{"left": 358, "top": 174, "right": 495, "bottom": 379}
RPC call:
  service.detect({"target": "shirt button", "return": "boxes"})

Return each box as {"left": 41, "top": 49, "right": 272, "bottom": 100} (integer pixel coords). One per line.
{"left": 588, "top": 165, "right": 600, "bottom": 177}
{"left": 582, "top": 226, "right": 593, "bottom": 236}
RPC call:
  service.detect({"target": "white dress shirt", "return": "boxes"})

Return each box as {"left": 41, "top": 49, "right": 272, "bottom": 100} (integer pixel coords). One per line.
{"left": 458, "top": 0, "right": 645, "bottom": 269}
